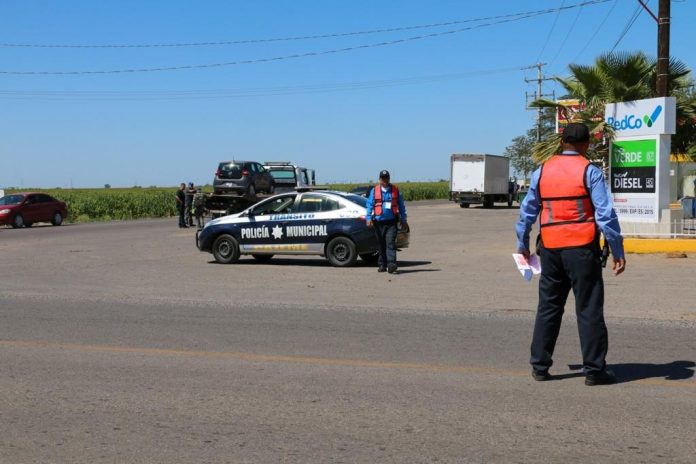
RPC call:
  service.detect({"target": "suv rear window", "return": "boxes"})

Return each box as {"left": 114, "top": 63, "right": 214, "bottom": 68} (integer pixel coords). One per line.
{"left": 217, "top": 162, "right": 242, "bottom": 179}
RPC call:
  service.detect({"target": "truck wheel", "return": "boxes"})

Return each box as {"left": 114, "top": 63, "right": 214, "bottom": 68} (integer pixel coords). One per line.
{"left": 326, "top": 236, "right": 358, "bottom": 267}
{"left": 483, "top": 197, "right": 494, "bottom": 208}
{"left": 359, "top": 252, "right": 379, "bottom": 264}
{"left": 247, "top": 184, "right": 256, "bottom": 198}
{"left": 507, "top": 198, "right": 513, "bottom": 207}
{"left": 252, "top": 254, "right": 274, "bottom": 262}
{"left": 212, "top": 234, "right": 241, "bottom": 264}
{"left": 459, "top": 203, "right": 470, "bottom": 208}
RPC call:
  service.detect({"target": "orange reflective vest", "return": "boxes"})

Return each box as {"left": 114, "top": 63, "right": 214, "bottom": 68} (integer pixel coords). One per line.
{"left": 538, "top": 155, "right": 597, "bottom": 249}
{"left": 373, "top": 184, "right": 400, "bottom": 216}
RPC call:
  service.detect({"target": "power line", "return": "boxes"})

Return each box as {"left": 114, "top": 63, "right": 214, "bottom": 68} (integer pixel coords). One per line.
{"left": 0, "top": 66, "right": 528, "bottom": 100}
{"left": 572, "top": 0, "right": 618, "bottom": 62}
{"left": 609, "top": 1, "right": 646, "bottom": 53}
{"left": 0, "top": 0, "right": 612, "bottom": 49}
{"left": 536, "top": 0, "right": 566, "bottom": 63}
{"left": 0, "top": 3, "right": 610, "bottom": 76}
{"left": 548, "top": 3, "right": 584, "bottom": 65}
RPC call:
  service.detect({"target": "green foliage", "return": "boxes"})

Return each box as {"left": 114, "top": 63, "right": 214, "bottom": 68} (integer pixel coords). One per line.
{"left": 6, "top": 188, "right": 178, "bottom": 222}
{"left": 532, "top": 51, "right": 696, "bottom": 163}
{"left": 504, "top": 107, "right": 555, "bottom": 180}
{"left": 5, "top": 183, "right": 448, "bottom": 223}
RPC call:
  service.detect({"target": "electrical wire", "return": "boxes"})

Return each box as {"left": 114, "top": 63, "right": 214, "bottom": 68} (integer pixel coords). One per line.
{"left": 571, "top": 0, "right": 618, "bottom": 62}
{"left": 536, "top": 0, "right": 566, "bottom": 63}
{"left": 0, "top": 66, "right": 528, "bottom": 100}
{"left": 0, "top": 1, "right": 611, "bottom": 76}
{"left": 609, "top": 1, "right": 646, "bottom": 53}
{"left": 0, "top": 0, "right": 611, "bottom": 49}
{"left": 548, "top": 4, "right": 583, "bottom": 65}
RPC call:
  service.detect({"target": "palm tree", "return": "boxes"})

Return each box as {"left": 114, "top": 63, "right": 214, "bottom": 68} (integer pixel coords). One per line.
{"left": 531, "top": 51, "right": 696, "bottom": 164}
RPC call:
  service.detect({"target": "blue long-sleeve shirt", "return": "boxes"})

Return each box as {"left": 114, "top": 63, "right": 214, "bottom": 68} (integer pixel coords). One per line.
{"left": 365, "top": 184, "right": 407, "bottom": 222}
{"left": 515, "top": 151, "right": 624, "bottom": 259}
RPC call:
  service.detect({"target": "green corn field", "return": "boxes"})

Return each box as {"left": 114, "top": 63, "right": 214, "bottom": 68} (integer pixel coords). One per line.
{"left": 4, "top": 182, "right": 449, "bottom": 223}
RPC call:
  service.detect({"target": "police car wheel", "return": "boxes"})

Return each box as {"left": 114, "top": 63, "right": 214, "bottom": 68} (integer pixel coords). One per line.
{"left": 252, "top": 254, "right": 274, "bottom": 262}
{"left": 212, "top": 234, "right": 241, "bottom": 264}
{"left": 326, "top": 237, "right": 358, "bottom": 267}
{"left": 359, "top": 252, "right": 379, "bottom": 264}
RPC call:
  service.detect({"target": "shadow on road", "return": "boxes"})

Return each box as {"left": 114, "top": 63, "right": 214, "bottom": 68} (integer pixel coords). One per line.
{"left": 612, "top": 360, "right": 696, "bottom": 384}
{"left": 208, "top": 259, "right": 434, "bottom": 269}
{"left": 568, "top": 360, "right": 696, "bottom": 384}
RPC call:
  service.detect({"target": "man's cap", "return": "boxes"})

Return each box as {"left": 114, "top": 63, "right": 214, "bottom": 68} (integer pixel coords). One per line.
{"left": 562, "top": 122, "right": 590, "bottom": 143}
{"left": 188, "top": 182, "right": 194, "bottom": 186}
{"left": 379, "top": 170, "right": 390, "bottom": 179}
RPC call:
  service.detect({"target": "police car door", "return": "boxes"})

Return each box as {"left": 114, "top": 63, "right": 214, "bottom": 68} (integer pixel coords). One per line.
{"left": 290, "top": 193, "right": 341, "bottom": 253}
{"left": 239, "top": 194, "right": 296, "bottom": 254}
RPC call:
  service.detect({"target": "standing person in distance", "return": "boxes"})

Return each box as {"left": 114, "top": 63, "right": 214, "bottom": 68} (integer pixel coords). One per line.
{"left": 185, "top": 182, "right": 197, "bottom": 226}
{"left": 365, "top": 170, "right": 408, "bottom": 274}
{"left": 175, "top": 182, "right": 187, "bottom": 228}
{"left": 515, "top": 122, "right": 626, "bottom": 386}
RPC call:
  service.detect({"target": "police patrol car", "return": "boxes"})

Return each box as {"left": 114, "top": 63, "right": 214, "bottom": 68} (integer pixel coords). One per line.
{"left": 196, "top": 190, "right": 409, "bottom": 267}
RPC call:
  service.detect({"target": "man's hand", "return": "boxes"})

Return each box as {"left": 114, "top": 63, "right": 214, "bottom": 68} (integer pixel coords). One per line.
{"left": 517, "top": 249, "right": 530, "bottom": 260}
{"left": 366, "top": 219, "right": 374, "bottom": 228}
{"left": 612, "top": 257, "right": 626, "bottom": 276}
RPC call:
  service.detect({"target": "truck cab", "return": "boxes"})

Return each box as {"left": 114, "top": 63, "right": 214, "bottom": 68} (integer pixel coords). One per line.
{"left": 263, "top": 162, "right": 316, "bottom": 193}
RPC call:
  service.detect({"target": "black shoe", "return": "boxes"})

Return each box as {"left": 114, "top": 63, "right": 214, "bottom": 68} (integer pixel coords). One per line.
{"left": 377, "top": 266, "right": 387, "bottom": 273}
{"left": 387, "top": 263, "right": 398, "bottom": 274}
{"left": 532, "top": 370, "right": 551, "bottom": 381}
{"left": 585, "top": 369, "right": 616, "bottom": 386}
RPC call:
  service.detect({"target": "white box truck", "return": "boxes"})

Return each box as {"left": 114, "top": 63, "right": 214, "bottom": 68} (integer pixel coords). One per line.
{"left": 449, "top": 154, "right": 514, "bottom": 208}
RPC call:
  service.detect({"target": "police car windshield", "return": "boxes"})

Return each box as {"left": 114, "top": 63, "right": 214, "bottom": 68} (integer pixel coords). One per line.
{"left": 339, "top": 193, "right": 367, "bottom": 207}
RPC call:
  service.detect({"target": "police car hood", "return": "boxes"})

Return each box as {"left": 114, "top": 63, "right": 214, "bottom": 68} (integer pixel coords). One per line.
{"left": 204, "top": 212, "right": 244, "bottom": 228}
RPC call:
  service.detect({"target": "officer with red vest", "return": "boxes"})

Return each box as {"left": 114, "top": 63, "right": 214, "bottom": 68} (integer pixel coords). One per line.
{"left": 516, "top": 122, "right": 626, "bottom": 386}
{"left": 365, "top": 170, "right": 408, "bottom": 274}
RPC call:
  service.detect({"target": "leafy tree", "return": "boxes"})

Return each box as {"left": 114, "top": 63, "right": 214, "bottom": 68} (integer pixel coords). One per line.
{"left": 505, "top": 108, "right": 555, "bottom": 182}
{"left": 532, "top": 51, "right": 696, "bottom": 164}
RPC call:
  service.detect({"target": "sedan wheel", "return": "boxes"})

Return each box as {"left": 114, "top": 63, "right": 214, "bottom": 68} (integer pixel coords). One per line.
{"left": 12, "top": 214, "right": 24, "bottom": 228}
{"left": 52, "top": 212, "right": 63, "bottom": 226}
{"left": 212, "top": 234, "right": 241, "bottom": 264}
{"left": 326, "top": 236, "right": 358, "bottom": 267}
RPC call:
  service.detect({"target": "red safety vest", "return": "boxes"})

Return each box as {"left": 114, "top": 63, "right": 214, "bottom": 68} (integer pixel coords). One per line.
{"left": 538, "top": 155, "right": 597, "bottom": 249}
{"left": 373, "top": 184, "right": 400, "bottom": 216}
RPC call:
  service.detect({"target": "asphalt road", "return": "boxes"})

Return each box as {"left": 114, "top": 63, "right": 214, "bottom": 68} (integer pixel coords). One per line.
{"left": 1, "top": 202, "right": 695, "bottom": 463}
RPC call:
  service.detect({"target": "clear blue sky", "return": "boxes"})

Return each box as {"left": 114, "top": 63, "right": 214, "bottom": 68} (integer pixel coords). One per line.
{"left": 1, "top": 0, "right": 695, "bottom": 188}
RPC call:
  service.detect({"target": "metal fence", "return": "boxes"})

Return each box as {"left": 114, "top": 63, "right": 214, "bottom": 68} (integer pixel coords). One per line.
{"left": 621, "top": 218, "right": 696, "bottom": 238}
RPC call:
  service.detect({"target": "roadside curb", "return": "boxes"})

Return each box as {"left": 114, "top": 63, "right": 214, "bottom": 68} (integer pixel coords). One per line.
{"left": 624, "top": 238, "right": 696, "bottom": 254}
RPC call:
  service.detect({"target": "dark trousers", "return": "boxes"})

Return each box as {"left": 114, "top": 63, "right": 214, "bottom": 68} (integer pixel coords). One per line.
{"left": 177, "top": 205, "right": 186, "bottom": 227}
{"left": 374, "top": 220, "right": 398, "bottom": 267}
{"left": 184, "top": 204, "right": 193, "bottom": 226}
{"left": 530, "top": 246, "right": 608, "bottom": 374}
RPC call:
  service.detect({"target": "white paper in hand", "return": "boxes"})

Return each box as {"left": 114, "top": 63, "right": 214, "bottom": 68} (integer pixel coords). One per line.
{"left": 512, "top": 253, "right": 542, "bottom": 281}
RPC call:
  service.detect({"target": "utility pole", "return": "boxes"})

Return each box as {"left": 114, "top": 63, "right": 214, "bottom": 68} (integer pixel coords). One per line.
{"left": 524, "top": 63, "right": 555, "bottom": 142}
{"left": 656, "top": 0, "right": 670, "bottom": 97}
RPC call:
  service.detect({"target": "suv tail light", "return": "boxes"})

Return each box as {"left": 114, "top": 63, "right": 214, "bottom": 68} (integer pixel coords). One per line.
{"left": 215, "top": 170, "right": 221, "bottom": 177}
{"left": 241, "top": 170, "right": 250, "bottom": 176}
